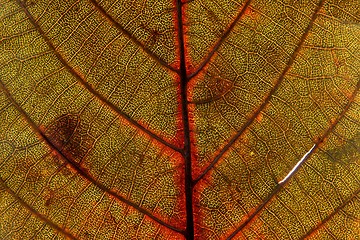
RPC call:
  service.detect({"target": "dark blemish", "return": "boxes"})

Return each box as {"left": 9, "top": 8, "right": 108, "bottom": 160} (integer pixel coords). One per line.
{"left": 206, "top": 7, "right": 224, "bottom": 36}
{"left": 150, "top": 29, "right": 161, "bottom": 44}
{"left": 327, "top": 134, "right": 359, "bottom": 164}
{"left": 44, "top": 189, "right": 55, "bottom": 207}
{"left": 45, "top": 114, "right": 94, "bottom": 164}
{"left": 140, "top": 23, "right": 163, "bottom": 47}
{"left": 45, "top": 196, "right": 52, "bottom": 206}
{"left": 191, "top": 76, "right": 234, "bottom": 104}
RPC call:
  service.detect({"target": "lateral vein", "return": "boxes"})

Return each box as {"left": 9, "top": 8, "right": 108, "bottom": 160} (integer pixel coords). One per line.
{"left": 15, "top": 0, "right": 181, "bottom": 153}
{"left": 89, "top": 0, "right": 179, "bottom": 73}
{"left": 0, "top": 78, "right": 185, "bottom": 234}
{"left": 0, "top": 177, "right": 78, "bottom": 240}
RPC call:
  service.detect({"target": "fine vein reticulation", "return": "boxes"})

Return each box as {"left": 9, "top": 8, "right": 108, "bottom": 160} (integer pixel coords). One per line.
{"left": 0, "top": 76, "right": 184, "bottom": 235}
{"left": 1, "top": 0, "right": 359, "bottom": 239}
{"left": 193, "top": 0, "right": 325, "bottom": 185}
{"left": 16, "top": 0, "right": 181, "bottom": 154}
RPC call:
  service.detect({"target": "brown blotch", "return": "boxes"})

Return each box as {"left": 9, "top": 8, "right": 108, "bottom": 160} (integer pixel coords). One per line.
{"left": 44, "top": 189, "right": 55, "bottom": 207}
{"left": 44, "top": 114, "right": 94, "bottom": 165}
{"left": 205, "top": 8, "right": 224, "bottom": 36}
{"left": 193, "top": 76, "right": 234, "bottom": 104}
{"left": 140, "top": 23, "right": 164, "bottom": 47}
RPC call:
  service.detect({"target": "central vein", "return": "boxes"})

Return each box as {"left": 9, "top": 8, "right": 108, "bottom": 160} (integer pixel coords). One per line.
{"left": 175, "top": 0, "right": 194, "bottom": 239}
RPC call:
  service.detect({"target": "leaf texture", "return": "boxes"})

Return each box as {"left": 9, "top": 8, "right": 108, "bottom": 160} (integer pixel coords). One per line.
{"left": 0, "top": 0, "right": 359, "bottom": 239}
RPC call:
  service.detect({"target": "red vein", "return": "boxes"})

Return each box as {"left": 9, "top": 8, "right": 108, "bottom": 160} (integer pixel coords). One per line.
{"left": 16, "top": 0, "right": 181, "bottom": 153}
{"left": 193, "top": 0, "right": 325, "bottom": 185}
{"left": 89, "top": 0, "right": 179, "bottom": 73}
{"left": 302, "top": 188, "right": 360, "bottom": 239}
{"left": 226, "top": 59, "right": 360, "bottom": 240}
{"left": 0, "top": 177, "right": 78, "bottom": 240}
{"left": 0, "top": 77, "right": 185, "bottom": 235}
{"left": 187, "top": 0, "right": 252, "bottom": 80}
{"left": 175, "top": 0, "right": 195, "bottom": 239}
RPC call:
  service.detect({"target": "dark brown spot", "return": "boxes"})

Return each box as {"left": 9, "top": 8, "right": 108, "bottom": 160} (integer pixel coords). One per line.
{"left": 44, "top": 188, "right": 56, "bottom": 207}
{"left": 45, "top": 196, "right": 51, "bottom": 206}
{"left": 45, "top": 114, "right": 94, "bottom": 164}
{"left": 140, "top": 23, "right": 164, "bottom": 47}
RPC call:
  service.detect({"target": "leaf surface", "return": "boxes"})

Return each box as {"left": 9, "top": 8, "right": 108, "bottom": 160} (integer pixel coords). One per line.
{"left": 0, "top": 0, "right": 359, "bottom": 239}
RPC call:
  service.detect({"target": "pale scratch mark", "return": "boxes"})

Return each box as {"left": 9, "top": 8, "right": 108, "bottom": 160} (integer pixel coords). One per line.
{"left": 279, "top": 144, "right": 316, "bottom": 184}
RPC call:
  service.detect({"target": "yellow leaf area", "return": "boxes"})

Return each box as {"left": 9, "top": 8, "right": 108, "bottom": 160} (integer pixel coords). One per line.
{"left": 188, "top": 0, "right": 360, "bottom": 239}
{"left": 1, "top": 0, "right": 184, "bottom": 239}
{"left": 0, "top": 0, "right": 359, "bottom": 239}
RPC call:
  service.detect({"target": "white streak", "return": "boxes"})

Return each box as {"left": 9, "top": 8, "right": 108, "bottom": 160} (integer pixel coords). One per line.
{"left": 279, "top": 144, "right": 316, "bottom": 184}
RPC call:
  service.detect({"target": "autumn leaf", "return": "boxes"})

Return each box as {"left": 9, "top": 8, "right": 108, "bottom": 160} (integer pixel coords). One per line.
{"left": 0, "top": 0, "right": 359, "bottom": 239}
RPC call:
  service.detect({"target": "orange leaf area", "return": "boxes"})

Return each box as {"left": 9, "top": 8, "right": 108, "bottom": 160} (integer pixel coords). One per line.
{"left": 0, "top": 0, "right": 359, "bottom": 239}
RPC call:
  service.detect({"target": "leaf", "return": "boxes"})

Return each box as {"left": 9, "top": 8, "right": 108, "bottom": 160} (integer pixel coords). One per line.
{"left": 0, "top": 0, "right": 359, "bottom": 239}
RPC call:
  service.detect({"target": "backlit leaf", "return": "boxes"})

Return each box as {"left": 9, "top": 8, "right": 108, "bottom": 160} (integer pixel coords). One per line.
{"left": 0, "top": 0, "right": 359, "bottom": 239}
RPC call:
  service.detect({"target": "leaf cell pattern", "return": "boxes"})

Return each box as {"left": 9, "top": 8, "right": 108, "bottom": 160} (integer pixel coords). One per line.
{"left": 0, "top": 0, "right": 359, "bottom": 239}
